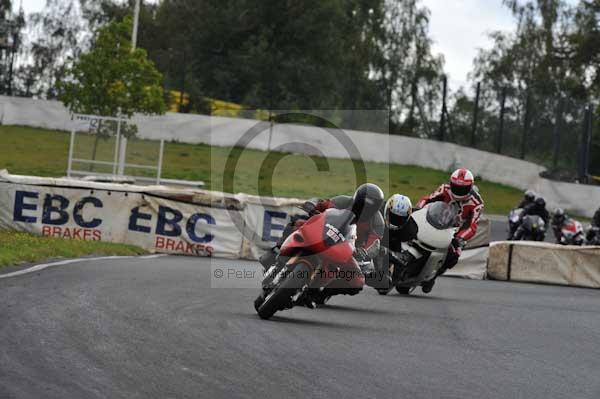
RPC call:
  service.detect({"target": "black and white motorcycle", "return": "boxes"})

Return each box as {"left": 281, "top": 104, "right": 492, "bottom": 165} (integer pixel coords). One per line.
{"left": 376, "top": 202, "right": 457, "bottom": 295}
{"left": 512, "top": 214, "right": 546, "bottom": 241}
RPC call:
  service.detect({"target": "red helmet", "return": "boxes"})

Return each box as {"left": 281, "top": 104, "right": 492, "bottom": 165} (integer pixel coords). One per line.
{"left": 450, "top": 168, "right": 474, "bottom": 199}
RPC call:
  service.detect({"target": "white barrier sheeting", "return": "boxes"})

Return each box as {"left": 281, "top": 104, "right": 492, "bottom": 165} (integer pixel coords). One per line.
{"left": 234, "top": 193, "right": 304, "bottom": 259}
{"left": 0, "top": 178, "right": 244, "bottom": 258}
{"left": 0, "top": 171, "right": 492, "bottom": 273}
{"left": 487, "top": 241, "right": 600, "bottom": 288}
{"left": 0, "top": 172, "right": 309, "bottom": 260}
{"left": 2, "top": 95, "right": 599, "bottom": 217}
{"left": 445, "top": 247, "right": 488, "bottom": 280}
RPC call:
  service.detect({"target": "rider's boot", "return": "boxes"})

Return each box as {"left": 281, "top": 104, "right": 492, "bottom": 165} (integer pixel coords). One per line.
{"left": 421, "top": 279, "right": 435, "bottom": 293}
{"left": 259, "top": 247, "right": 279, "bottom": 271}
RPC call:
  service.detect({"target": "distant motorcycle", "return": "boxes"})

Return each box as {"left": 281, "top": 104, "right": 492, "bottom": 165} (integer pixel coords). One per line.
{"left": 512, "top": 215, "right": 546, "bottom": 241}
{"left": 557, "top": 219, "right": 585, "bottom": 246}
{"left": 507, "top": 208, "right": 524, "bottom": 239}
{"left": 375, "top": 202, "right": 457, "bottom": 296}
{"left": 254, "top": 206, "right": 364, "bottom": 320}
{"left": 585, "top": 226, "right": 600, "bottom": 246}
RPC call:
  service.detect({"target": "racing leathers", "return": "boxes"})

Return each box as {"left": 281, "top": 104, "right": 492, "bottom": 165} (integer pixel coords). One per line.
{"left": 520, "top": 202, "right": 550, "bottom": 225}
{"left": 313, "top": 196, "right": 384, "bottom": 253}
{"left": 517, "top": 198, "right": 535, "bottom": 210}
{"left": 550, "top": 219, "right": 564, "bottom": 243}
{"left": 585, "top": 207, "right": 600, "bottom": 243}
{"left": 592, "top": 208, "right": 600, "bottom": 228}
{"left": 416, "top": 184, "right": 484, "bottom": 272}
{"left": 374, "top": 218, "right": 418, "bottom": 287}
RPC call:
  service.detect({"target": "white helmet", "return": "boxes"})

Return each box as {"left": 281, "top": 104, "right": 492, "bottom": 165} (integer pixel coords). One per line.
{"left": 384, "top": 194, "right": 412, "bottom": 230}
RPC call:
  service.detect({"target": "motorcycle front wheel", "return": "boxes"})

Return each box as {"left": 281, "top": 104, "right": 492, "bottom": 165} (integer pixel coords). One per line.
{"left": 256, "top": 263, "right": 311, "bottom": 320}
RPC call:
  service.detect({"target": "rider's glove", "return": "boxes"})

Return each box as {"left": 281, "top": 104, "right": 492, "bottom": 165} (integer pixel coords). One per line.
{"left": 301, "top": 200, "right": 319, "bottom": 216}
{"left": 353, "top": 247, "right": 375, "bottom": 275}
{"left": 378, "top": 245, "right": 389, "bottom": 257}
{"left": 365, "top": 239, "right": 381, "bottom": 259}
{"left": 451, "top": 237, "right": 465, "bottom": 256}
{"left": 452, "top": 237, "right": 465, "bottom": 249}
{"left": 354, "top": 247, "right": 370, "bottom": 263}
{"left": 314, "top": 199, "right": 333, "bottom": 213}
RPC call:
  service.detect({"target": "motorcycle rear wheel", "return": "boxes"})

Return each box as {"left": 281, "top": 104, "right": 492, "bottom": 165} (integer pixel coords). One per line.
{"left": 395, "top": 285, "right": 414, "bottom": 295}
{"left": 312, "top": 290, "right": 331, "bottom": 305}
{"left": 257, "top": 263, "right": 311, "bottom": 320}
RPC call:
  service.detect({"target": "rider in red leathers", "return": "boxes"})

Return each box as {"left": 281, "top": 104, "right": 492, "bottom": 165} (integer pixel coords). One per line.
{"left": 416, "top": 168, "right": 484, "bottom": 291}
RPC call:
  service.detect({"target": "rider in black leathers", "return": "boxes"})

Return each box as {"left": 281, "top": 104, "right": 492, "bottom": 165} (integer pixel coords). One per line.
{"left": 372, "top": 194, "right": 417, "bottom": 289}
{"left": 512, "top": 197, "right": 549, "bottom": 240}
{"left": 521, "top": 197, "right": 550, "bottom": 224}
{"left": 517, "top": 190, "right": 536, "bottom": 209}
{"left": 592, "top": 207, "right": 600, "bottom": 228}
{"left": 259, "top": 184, "right": 385, "bottom": 274}
{"left": 586, "top": 207, "right": 600, "bottom": 243}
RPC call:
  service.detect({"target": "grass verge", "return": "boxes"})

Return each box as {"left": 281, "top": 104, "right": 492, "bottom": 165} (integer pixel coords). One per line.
{"left": 0, "top": 124, "right": 523, "bottom": 214}
{"left": 0, "top": 231, "right": 147, "bottom": 268}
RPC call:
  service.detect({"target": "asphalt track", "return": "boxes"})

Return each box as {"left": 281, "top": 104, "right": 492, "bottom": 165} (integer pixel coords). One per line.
{"left": 1, "top": 255, "right": 599, "bottom": 399}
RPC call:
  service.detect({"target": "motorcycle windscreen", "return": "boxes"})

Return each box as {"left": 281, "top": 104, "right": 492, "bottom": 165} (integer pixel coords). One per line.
{"left": 523, "top": 215, "right": 545, "bottom": 233}
{"left": 322, "top": 209, "right": 355, "bottom": 246}
{"left": 425, "top": 201, "right": 458, "bottom": 230}
{"left": 509, "top": 208, "right": 524, "bottom": 223}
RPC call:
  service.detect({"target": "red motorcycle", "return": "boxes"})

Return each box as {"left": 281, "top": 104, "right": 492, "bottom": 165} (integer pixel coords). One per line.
{"left": 558, "top": 218, "right": 585, "bottom": 246}
{"left": 254, "top": 207, "right": 365, "bottom": 320}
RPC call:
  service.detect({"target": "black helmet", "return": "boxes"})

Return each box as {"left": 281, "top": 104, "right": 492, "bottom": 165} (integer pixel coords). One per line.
{"left": 352, "top": 183, "right": 385, "bottom": 221}
{"left": 524, "top": 190, "right": 536, "bottom": 202}
{"left": 535, "top": 197, "right": 546, "bottom": 208}
{"left": 553, "top": 208, "right": 566, "bottom": 224}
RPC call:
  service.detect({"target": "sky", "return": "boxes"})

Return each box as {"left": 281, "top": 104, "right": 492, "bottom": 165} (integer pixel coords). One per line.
{"left": 421, "top": 0, "right": 515, "bottom": 90}
{"left": 19, "top": 0, "right": 518, "bottom": 91}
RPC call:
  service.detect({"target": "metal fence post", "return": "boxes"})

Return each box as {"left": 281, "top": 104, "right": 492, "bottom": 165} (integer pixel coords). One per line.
{"left": 584, "top": 106, "right": 593, "bottom": 180}
{"left": 520, "top": 90, "right": 530, "bottom": 159}
{"left": 157, "top": 139, "right": 164, "bottom": 185}
{"left": 67, "top": 127, "right": 76, "bottom": 178}
{"left": 578, "top": 105, "right": 592, "bottom": 183}
{"left": 470, "top": 82, "right": 481, "bottom": 147}
{"left": 438, "top": 75, "right": 447, "bottom": 141}
{"left": 113, "top": 117, "right": 122, "bottom": 175}
{"left": 552, "top": 97, "right": 564, "bottom": 169}
{"left": 497, "top": 87, "right": 507, "bottom": 154}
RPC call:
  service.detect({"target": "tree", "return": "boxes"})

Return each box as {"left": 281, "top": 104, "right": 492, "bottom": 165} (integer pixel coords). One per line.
{"left": 18, "top": 0, "right": 87, "bottom": 98}
{"left": 84, "top": 0, "right": 443, "bottom": 134}
{"left": 468, "top": 0, "right": 596, "bottom": 167}
{"left": 0, "top": 0, "right": 25, "bottom": 95}
{"left": 372, "top": 0, "right": 444, "bottom": 137}
{"left": 60, "top": 17, "right": 166, "bottom": 118}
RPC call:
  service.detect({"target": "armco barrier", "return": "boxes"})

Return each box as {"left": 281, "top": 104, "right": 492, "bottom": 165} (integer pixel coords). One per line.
{"left": 2, "top": 95, "right": 599, "bottom": 217}
{"left": 0, "top": 170, "right": 489, "bottom": 278}
{"left": 488, "top": 241, "right": 600, "bottom": 288}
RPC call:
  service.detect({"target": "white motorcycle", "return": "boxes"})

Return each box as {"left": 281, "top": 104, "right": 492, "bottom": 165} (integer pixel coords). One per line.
{"left": 377, "top": 201, "right": 457, "bottom": 295}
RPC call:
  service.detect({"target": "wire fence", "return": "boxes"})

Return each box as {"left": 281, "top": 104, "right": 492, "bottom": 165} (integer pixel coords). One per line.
{"left": 440, "top": 78, "right": 599, "bottom": 185}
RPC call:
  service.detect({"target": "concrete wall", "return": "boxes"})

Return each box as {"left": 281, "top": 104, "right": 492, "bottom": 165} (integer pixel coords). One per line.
{"left": 1, "top": 95, "right": 598, "bottom": 217}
